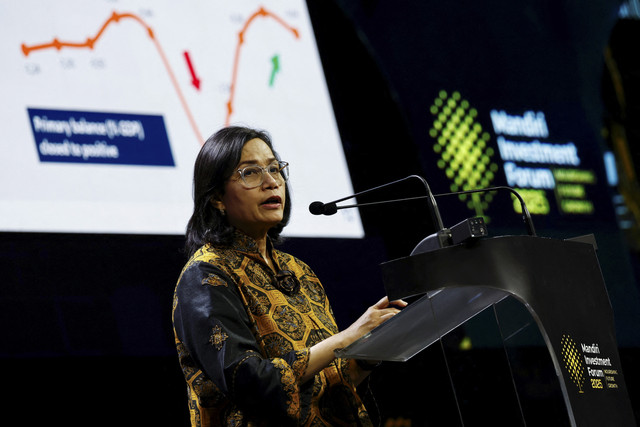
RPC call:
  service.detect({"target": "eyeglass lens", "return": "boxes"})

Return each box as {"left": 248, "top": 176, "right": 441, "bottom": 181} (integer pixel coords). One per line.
{"left": 240, "top": 162, "right": 288, "bottom": 187}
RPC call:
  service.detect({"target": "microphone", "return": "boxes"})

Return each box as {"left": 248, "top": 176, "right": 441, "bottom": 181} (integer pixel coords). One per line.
{"left": 309, "top": 175, "right": 445, "bottom": 232}
{"left": 308, "top": 201, "right": 337, "bottom": 216}
{"left": 434, "top": 186, "right": 536, "bottom": 237}
{"left": 412, "top": 186, "right": 535, "bottom": 255}
{"left": 310, "top": 184, "right": 536, "bottom": 237}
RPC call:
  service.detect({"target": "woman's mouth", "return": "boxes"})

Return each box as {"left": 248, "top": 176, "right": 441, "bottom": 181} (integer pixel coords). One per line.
{"left": 261, "top": 195, "right": 282, "bottom": 208}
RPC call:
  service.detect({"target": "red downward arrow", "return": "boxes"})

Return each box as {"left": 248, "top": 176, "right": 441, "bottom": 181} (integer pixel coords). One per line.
{"left": 183, "top": 51, "right": 201, "bottom": 90}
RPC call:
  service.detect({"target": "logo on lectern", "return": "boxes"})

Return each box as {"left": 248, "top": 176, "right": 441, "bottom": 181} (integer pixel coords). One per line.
{"left": 560, "top": 334, "right": 586, "bottom": 393}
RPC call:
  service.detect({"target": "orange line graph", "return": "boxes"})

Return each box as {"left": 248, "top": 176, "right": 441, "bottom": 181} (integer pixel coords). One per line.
{"left": 20, "top": 11, "right": 205, "bottom": 145}
{"left": 20, "top": 7, "right": 301, "bottom": 141}
{"left": 225, "top": 7, "right": 300, "bottom": 125}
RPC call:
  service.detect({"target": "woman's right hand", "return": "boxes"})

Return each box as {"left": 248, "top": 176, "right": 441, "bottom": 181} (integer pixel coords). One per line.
{"left": 341, "top": 296, "right": 407, "bottom": 347}
{"left": 302, "top": 296, "right": 407, "bottom": 383}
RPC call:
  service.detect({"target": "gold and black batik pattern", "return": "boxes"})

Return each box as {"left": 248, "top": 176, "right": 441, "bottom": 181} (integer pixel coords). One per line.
{"left": 173, "top": 231, "right": 371, "bottom": 427}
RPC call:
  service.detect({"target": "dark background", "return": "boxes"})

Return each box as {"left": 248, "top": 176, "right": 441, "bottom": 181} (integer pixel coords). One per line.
{"left": 2, "top": 0, "right": 640, "bottom": 425}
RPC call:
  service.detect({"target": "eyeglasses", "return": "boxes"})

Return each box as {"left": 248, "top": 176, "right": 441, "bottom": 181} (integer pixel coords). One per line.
{"left": 235, "top": 160, "right": 289, "bottom": 189}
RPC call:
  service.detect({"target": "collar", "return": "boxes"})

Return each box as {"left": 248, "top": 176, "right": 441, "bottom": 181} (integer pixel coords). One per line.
{"left": 228, "top": 229, "right": 262, "bottom": 254}
{"left": 224, "top": 229, "right": 299, "bottom": 294}
{"left": 227, "top": 229, "right": 278, "bottom": 264}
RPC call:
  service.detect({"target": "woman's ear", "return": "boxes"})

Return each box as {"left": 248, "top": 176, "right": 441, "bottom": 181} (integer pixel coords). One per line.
{"left": 210, "top": 193, "right": 227, "bottom": 217}
{"left": 210, "top": 196, "right": 224, "bottom": 211}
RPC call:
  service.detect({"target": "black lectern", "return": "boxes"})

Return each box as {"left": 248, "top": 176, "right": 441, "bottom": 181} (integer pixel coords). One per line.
{"left": 337, "top": 235, "right": 636, "bottom": 426}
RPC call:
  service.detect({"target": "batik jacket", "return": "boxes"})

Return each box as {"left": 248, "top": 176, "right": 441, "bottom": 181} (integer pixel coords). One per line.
{"left": 172, "top": 231, "right": 372, "bottom": 426}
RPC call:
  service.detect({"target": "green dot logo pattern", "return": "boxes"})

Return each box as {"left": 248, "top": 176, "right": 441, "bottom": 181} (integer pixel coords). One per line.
{"left": 560, "top": 334, "right": 585, "bottom": 393}
{"left": 429, "top": 90, "right": 499, "bottom": 220}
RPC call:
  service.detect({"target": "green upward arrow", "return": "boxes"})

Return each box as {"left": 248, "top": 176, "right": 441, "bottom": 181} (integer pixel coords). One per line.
{"left": 269, "top": 54, "right": 280, "bottom": 87}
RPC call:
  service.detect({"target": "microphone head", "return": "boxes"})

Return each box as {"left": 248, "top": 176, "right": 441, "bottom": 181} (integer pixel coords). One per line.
{"left": 309, "top": 201, "right": 325, "bottom": 215}
{"left": 323, "top": 203, "right": 338, "bottom": 216}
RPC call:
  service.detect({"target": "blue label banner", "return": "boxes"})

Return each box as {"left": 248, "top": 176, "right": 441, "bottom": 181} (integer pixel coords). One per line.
{"left": 28, "top": 108, "right": 175, "bottom": 166}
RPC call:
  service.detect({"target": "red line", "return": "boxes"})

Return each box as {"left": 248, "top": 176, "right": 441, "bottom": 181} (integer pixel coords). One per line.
{"left": 225, "top": 7, "right": 300, "bottom": 126}
{"left": 20, "top": 11, "right": 205, "bottom": 145}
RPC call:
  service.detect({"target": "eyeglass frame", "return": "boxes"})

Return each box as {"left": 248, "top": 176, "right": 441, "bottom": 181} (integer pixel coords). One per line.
{"left": 233, "top": 160, "right": 289, "bottom": 189}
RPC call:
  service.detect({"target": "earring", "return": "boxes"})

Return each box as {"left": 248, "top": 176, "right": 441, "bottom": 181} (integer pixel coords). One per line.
{"left": 219, "top": 208, "right": 226, "bottom": 216}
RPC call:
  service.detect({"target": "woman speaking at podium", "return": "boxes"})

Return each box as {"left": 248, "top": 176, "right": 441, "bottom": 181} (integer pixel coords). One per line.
{"left": 172, "top": 126, "right": 405, "bottom": 426}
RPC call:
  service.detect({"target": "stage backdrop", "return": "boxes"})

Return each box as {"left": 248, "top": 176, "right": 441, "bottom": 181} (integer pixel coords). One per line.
{"left": 313, "top": 0, "right": 640, "bottom": 349}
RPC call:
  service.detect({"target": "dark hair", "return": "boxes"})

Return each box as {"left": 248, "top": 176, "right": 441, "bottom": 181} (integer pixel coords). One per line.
{"left": 184, "top": 126, "right": 291, "bottom": 257}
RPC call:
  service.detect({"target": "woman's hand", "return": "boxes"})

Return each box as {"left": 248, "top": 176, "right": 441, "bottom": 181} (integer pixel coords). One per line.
{"left": 302, "top": 296, "right": 407, "bottom": 383}
{"left": 342, "top": 296, "right": 408, "bottom": 346}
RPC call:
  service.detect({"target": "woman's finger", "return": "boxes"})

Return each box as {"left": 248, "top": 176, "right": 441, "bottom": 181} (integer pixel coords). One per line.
{"left": 379, "top": 311, "right": 399, "bottom": 320}
{"left": 372, "top": 295, "right": 390, "bottom": 309}
{"left": 389, "top": 299, "right": 408, "bottom": 308}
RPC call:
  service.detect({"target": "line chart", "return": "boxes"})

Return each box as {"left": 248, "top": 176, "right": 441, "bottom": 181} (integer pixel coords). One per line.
{"left": 20, "top": 11, "right": 204, "bottom": 145}
{"left": 225, "top": 7, "right": 300, "bottom": 125}
{"left": 5, "top": 1, "right": 362, "bottom": 237}
{"left": 20, "top": 6, "right": 301, "bottom": 140}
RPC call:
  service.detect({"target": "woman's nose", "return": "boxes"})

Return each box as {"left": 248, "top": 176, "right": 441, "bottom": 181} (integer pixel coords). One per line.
{"left": 262, "top": 170, "right": 279, "bottom": 188}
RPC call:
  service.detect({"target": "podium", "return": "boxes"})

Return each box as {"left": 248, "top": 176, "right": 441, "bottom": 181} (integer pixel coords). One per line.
{"left": 337, "top": 235, "right": 636, "bottom": 426}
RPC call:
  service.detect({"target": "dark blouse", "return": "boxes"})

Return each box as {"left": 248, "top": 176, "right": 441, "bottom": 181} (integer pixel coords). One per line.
{"left": 172, "top": 231, "right": 372, "bottom": 426}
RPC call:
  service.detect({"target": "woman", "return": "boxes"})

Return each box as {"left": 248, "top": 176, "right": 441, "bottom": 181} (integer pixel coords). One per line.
{"left": 172, "top": 126, "right": 405, "bottom": 426}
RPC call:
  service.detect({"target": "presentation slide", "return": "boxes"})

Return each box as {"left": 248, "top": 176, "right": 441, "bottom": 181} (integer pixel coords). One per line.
{"left": 0, "top": 0, "right": 363, "bottom": 237}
